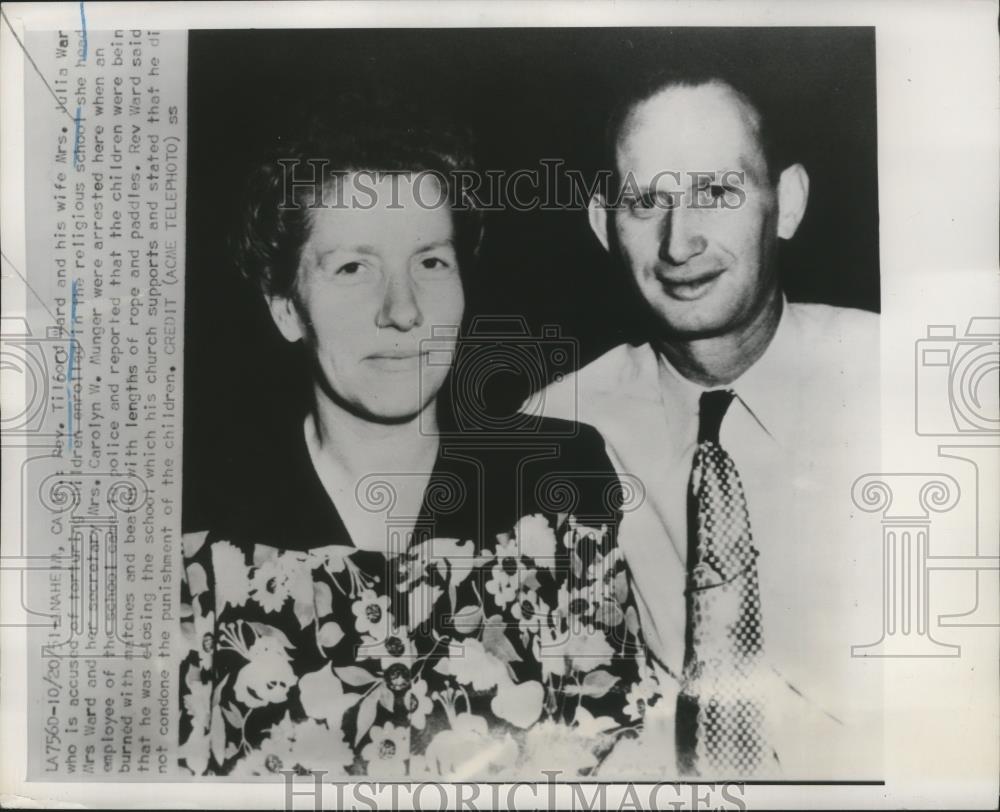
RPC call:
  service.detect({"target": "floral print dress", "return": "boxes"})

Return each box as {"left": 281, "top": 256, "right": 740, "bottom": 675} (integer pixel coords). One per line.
{"left": 179, "top": 421, "right": 660, "bottom": 778}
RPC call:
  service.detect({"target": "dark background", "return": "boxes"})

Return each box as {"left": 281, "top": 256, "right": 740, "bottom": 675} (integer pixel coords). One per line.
{"left": 183, "top": 27, "right": 879, "bottom": 530}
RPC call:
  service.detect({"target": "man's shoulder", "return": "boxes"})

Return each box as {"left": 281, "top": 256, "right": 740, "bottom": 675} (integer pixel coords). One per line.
{"left": 524, "top": 342, "right": 659, "bottom": 422}
{"left": 788, "top": 301, "right": 879, "bottom": 340}
{"left": 784, "top": 303, "right": 880, "bottom": 425}
{"left": 786, "top": 302, "right": 879, "bottom": 360}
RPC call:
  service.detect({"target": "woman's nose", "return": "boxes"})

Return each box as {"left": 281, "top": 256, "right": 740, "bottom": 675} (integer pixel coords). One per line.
{"left": 376, "top": 270, "right": 423, "bottom": 330}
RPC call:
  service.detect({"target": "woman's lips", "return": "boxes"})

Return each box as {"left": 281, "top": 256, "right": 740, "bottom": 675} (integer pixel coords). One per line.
{"left": 365, "top": 352, "right": 426, "bottom": 372}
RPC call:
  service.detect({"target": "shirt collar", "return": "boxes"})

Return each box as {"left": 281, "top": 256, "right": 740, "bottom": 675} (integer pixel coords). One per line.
{"left": 656, "top": 347, "right": 703, "bottom": 431}
{"left": 733, "top": 297, "right": 803, "bottom": 446}
{"left": 656, "top": 297, "right": 803, "bottom": 447}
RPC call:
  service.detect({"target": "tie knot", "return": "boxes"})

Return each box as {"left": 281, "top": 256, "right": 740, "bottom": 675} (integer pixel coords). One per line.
{"left": 698, "top": 389, "right": 735, "bottom": 444}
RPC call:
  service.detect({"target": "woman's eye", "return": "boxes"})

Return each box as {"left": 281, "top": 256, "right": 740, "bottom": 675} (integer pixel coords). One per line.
{"left": 319, "top": 259, "right": 375, "bottom": 285}
{"left": 415, "top": 255, "right": 457, "bottom": 276}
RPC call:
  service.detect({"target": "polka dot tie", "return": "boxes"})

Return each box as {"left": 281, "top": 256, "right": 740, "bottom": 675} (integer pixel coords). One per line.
{"left": 675, "top": 389, "right": 775, "bottom": 777}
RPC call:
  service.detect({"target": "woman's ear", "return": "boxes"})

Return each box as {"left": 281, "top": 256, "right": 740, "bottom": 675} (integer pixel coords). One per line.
{"left": 588, "top": 194, "right": 611, "bottom": 252}
{"left": 266, "top": 293, "right": 305, "bottom": 343}
{"left": 776, "top": 163, "right": 810, "bottom": 240}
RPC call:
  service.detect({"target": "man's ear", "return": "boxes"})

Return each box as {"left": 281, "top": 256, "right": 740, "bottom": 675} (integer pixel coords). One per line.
{"left": 776, "top": 163, "right": 810, "bottom": 240}
{"left": 587, "top": 194, "right": 611, "bottom": 252}
{"left": 266, "top": 293, "right": 305, "bottom": 343}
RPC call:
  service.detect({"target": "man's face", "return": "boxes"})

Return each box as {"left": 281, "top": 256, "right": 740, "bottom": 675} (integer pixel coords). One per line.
{"left": 270, "top": 174, "right": 465, "bottom": 423}
{"left": 608, "top": 82, "right": 785, "bottom": 340}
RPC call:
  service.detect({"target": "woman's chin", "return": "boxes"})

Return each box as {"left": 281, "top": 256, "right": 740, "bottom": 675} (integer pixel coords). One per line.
{"left": 350, "top": 369, "right": 447, "bottom": 425}
{"left": 352, "top": 394, "right": 433, "bottom": 426}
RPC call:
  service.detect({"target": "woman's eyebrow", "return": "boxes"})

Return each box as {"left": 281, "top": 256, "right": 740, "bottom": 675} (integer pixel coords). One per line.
{"left": 313, "top": 239, "right": 453, "bottom": 262}
{"left": 315, "top": 244, "right": 379, "bottom": 261}
{"left": 413, "top": 238, "right": 454, "bottom": 253}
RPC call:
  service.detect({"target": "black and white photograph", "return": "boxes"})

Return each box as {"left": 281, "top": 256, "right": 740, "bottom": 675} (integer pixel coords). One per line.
{"left": 179, "top": 26, "right": 883, "bottom": 780}
{"left": 1, "top": 2, "right": 997, "bottom": 809}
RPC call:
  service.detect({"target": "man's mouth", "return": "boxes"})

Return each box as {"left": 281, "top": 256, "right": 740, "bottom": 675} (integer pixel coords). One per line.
{"left": 654, "top": 268, "right": 725, "bottom": 301}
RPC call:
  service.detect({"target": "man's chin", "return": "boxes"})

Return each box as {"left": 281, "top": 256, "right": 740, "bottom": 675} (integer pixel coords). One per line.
{"left": 646, "top": 300, "right": 731, "bottom": 341}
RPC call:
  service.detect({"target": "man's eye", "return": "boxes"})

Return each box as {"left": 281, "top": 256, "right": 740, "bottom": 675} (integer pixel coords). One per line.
{"left": 336, "top": 262, "right": 362, "bottom": 275}
{"left": 421, "top": 257, "right": 450, "bottom": 270}
{"left": 626, "top": 191, "right": 678, "bottom": 215}
{"left": 625, "top": 193, "right": 663, "bottom": 216}
{"left": 695, "top": 183, "right": 732, "bottom": 200}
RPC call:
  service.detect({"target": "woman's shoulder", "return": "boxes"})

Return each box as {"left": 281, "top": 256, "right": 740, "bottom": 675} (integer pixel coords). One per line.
{"left": 432, "top": 418, "right": 622, "bottom": 538}
{"left": 526, "top": 416, "right": 613, "bottom": 461}
{"left": 185, "top": 414, "right": 356, "bottom": 552}
{"left": 440, "top": 417, "right": 615, "bottom": 476}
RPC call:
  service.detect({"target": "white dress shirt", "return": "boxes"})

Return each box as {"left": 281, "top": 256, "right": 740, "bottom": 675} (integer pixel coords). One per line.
{"left": 527, "top": 300, "right": 884, "bottom": 778}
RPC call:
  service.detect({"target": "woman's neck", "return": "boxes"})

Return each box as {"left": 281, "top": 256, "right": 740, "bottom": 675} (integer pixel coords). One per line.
{"left": 305, "top": 395, "right": 440, "bottom": 553}
{"left": 308, "top": 394, "right": 441, "bottom": 482}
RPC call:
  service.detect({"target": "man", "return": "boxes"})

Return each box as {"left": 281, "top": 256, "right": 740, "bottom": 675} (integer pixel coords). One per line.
{"left": 527, "top": 69, "right": 882, "bottom": 778}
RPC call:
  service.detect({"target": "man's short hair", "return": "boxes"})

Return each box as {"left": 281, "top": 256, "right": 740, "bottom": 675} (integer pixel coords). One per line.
{"left": 604, "top": 57, "right": 796, "bottom": 191}
{"left": 234, "top": 95, "right": 482, "bottom": 299}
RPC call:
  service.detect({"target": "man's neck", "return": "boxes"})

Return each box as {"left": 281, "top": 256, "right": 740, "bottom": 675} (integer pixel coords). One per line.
{"left": 657, "top": 294, "right": 783, "bottom": 388}
{"left": 309, "top": 394, "right": 440, "bottom": 482}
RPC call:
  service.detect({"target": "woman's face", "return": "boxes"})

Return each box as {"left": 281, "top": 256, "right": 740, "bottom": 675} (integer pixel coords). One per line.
{"left": 268, "top": 174, "right": 465, "bottom": 423}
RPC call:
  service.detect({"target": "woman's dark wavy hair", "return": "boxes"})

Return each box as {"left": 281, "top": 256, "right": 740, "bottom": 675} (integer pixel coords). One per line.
{"left": 233, "top": 95, "right": 483, "bottom": 299}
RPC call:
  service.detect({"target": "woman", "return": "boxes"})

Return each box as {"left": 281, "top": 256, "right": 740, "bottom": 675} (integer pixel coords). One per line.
{"left": 179, "top": 103, "right": 660, "bottom": 778}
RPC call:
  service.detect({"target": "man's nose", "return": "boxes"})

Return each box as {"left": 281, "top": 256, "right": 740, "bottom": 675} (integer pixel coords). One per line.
{"left": 376, "top": 269, "right": 423, "bottom": 330}
{"left": 658, "top": 205, "right": 708, "bottom": 266}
